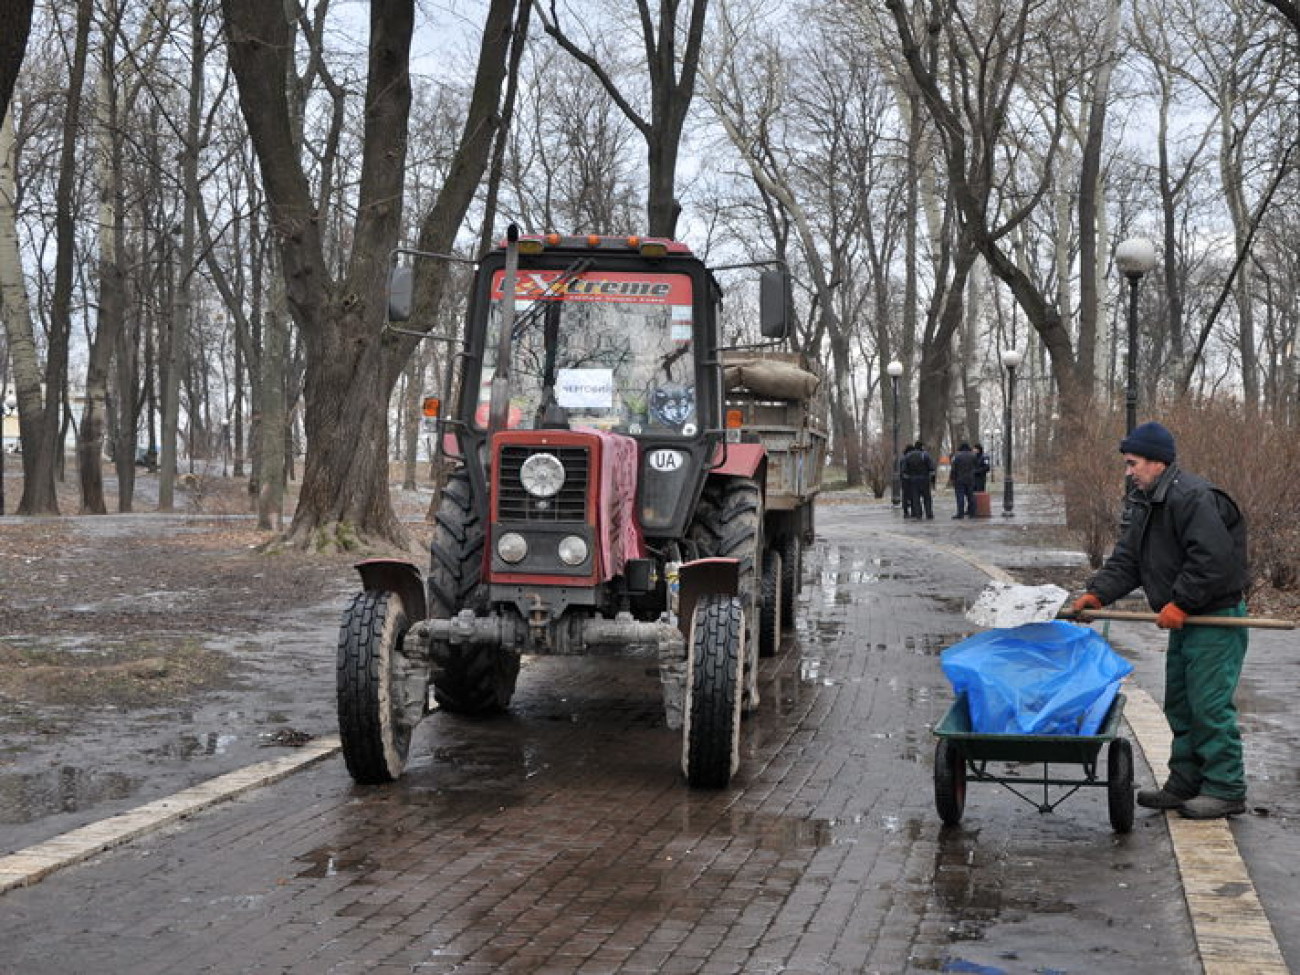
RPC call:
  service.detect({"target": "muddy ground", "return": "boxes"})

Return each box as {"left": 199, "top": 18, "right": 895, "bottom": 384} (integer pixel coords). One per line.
{"left": 0, "top": 473, "right": 433, "bottom": 850}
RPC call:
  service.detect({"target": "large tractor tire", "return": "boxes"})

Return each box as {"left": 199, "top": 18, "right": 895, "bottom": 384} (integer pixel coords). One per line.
{"left": 683, "top": 593, "right": 744, "bottom": 788}
{"left": 337, "top": 590, "right": 428, "bottom": 784}
{"left": 689, "top": 477, "right": 762, "bottom": 708}
{"left": 428, "top": 471, "right": 520, "bottom": 714}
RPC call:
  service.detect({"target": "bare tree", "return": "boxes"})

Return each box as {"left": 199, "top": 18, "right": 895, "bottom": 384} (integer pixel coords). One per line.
{"left": 536, "top": 0, "right": 710, "bottom": 236}
{"left": 222, "top": 0, "right": 527, "bottom": 547}
{"left": 10, "top": 0, "right": 93, "bottom": 515}
{"left": 885, "top": 0, "right": 1085, "bottom": 406}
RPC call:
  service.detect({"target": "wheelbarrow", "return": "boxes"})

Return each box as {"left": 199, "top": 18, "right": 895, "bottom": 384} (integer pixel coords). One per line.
{"left": 932, "top": 691, "right": 1134, "bottom": 833}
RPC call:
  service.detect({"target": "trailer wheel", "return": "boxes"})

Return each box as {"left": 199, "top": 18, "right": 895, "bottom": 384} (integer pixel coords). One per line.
{"left": 428, "top": 470, "right": 519, "bottom": 714}
{"left": 1107, "top": 738, "right": 1135, "bottom": 833}
{"left": 779, "top": 534, "right": 801, "bottom": 627}
{"left": 934, "top": 739, "right": 967, "bottom": 826}
{"left": 683, "top": 593, "right": 744, "bottom": 788}
{"left": 759, "top": 548, "right": 783, "bottom": 658}
{"left": 337, "top": 590, "right": 428, "bottom": 784}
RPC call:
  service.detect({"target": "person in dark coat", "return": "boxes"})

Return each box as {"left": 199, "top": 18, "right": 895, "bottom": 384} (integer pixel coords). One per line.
{"left": 901, "top": 439, "right": 935, "bottom": 519}
{"left": 973, "top": 443, "right": 991, "bottom": 493}
{"left": 1071, "top": 421, "right": 1249, "bottom": 820}
{"left": 948, "top": 442, "right": 978, "bottom": 518}
{"left": 898, "top": 443, "right": 916, "bottom": 517}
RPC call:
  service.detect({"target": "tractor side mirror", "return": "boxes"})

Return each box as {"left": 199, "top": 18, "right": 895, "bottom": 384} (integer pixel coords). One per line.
{"left": 759, "top": 269, "right": 790, "bottom": 340}
{"left": 387, "top": 265, "right": 414, "bottom": 322}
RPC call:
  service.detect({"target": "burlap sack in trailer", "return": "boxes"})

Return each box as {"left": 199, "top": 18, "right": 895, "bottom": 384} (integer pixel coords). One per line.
{"left": 723, "top": 358, "right": 821, "bottom": 400}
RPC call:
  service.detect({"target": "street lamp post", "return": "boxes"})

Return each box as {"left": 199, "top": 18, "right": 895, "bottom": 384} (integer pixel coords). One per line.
{"left": 1115, "top": 237, "right": 1158, "bottom": 433}
{"left": 887, "top": 360, "right": 903, "bottom": 507}
{"left": 0, "top": 393, "right": 17, "bottom": 517}
{"left": 1000, "top": 348, "right": 1022, "bottom": 518}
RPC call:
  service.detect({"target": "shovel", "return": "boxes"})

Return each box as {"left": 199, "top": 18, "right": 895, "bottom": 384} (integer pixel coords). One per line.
{"left": 966, "top": 581, "right": 1295, "bottom": 630}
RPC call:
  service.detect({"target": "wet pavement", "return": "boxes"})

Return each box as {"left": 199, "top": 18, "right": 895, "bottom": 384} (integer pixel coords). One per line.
{"left": 0, "top": 485, "right": 1296, "bottom": 973}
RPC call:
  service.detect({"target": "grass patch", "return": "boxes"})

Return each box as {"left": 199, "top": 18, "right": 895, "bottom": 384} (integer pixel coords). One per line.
{"left": 0, "top": 639, "right": 233, "bottom": 709}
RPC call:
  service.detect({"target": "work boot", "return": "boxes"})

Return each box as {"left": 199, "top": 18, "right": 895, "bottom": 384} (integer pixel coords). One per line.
{"left": 1179, "top": 796, "right": 1246, "bottom": 819}
{"left": 1136, "top": 786, "right": 1192, "bottom": 809}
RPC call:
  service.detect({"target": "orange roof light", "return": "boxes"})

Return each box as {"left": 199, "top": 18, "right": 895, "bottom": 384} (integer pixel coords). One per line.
{"left": 586, "top": 234, "right": 601, "bottom": 248}
{"left": 725, "top": 409, "right": 744, "bottom": 429}
{"left": 421, "top": 396, "right": 441, "bottom": 418}
{"left": 545, "top": 233, "right": 562, "bottom": 246}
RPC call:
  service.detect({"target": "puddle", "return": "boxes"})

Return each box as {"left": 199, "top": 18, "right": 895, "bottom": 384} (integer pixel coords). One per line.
{"left": 143, "top": 732, "right": 240, "bottom": 760}
{"left": 293, "top": 846, "right": 374, "bottom": 879}
{"left": 0, "top": 766, "right": 141, "bottom": 824}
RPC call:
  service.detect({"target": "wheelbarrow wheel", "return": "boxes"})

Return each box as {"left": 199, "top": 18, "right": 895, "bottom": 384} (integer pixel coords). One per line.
{"left": 934, "top": 738, "right": 966, "bottom": 826}
{"left": 1107, "top": 737, "right": 1135, "bottom": 833}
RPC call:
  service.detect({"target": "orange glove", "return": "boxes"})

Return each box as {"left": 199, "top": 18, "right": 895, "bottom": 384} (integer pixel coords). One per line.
{"left": 1157, "top": 603, "right": 1189, "bottom": 630}
{"left": 1072, "top": 593, "right": 1103, "bottom": 615}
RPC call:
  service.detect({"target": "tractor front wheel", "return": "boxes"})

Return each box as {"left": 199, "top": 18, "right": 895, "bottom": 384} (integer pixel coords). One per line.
{"left": 683, "top": 593, "right": 744, "bottom": 789}
{"left": 337, "top": 590, "right": 429, "bottom": 784}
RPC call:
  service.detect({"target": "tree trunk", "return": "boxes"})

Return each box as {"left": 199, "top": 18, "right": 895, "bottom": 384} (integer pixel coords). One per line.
{"left": 17, "top": 0, "right": 93, "bottom": 515}
{"left": 1074, "top": 0, "right": 1121, "bottom": 397}
{"left": 159, "top": 0, "right": 205, "bottom": 510}
{"left": 257, "top": 297, "right": 288, "bottom": 531}
{"left": 80, "top": 21, "right": 128, "bottom": 515}
{"left": 0, "top": 0, "right": 35, "bottom": 124}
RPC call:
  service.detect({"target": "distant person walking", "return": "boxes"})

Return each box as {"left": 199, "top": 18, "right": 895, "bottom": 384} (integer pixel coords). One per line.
{"left": 901, "top": 440, "right": 935, "bottom": 519}
{"left": 949, "top": 442, "right": 977, "bottom": 519}
{"left": 1070, "top": 421, "right": 1250, "bottom": 819}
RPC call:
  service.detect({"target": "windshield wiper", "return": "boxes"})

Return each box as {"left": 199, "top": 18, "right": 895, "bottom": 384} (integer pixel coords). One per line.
{"left": 509, "top": 257, "right": 592, "bottom": 339}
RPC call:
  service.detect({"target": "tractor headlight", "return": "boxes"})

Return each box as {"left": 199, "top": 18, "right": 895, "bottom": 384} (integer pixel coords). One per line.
{"left": 497, "top": 532, "right": 528, "bottom": 564}
{"left": 557, "top": 535, "right": 589, "bottom": 566}
{"left": 520, "top": 452, "right": 565, "bottom": 498}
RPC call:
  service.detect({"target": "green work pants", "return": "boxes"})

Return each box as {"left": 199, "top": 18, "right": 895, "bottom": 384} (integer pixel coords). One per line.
{"left": 1163, "top": 602, "right": 1248, "bottom": 801}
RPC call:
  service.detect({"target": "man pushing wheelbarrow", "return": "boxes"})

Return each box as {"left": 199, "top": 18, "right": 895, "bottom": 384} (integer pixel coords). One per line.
{"left": 1070, "top": 421, "right": 1253, "bottom": 820}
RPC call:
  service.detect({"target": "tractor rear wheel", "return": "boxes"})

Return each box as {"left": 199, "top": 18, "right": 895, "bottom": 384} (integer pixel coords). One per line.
{"left": 428, "top": 470, "right": 520, "bottom": 714}
{"left": 683, "top": 593, "right": 744, "bottom": 788}
{"left": 337, "top": 590, "right": 428, "bottom": 784}
{"left": 689, "top": 477, "right": 762, "bottom": 708}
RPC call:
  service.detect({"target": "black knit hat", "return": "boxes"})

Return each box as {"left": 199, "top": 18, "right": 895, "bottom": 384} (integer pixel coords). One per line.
{"left": 1119, "top": 421, "right": 1176, "bottom": 464}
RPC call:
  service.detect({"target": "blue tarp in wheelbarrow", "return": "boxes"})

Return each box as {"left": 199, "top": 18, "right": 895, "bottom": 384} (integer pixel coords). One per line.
{"left": 940, "top": 621, "right": 1133, "bottom": 735}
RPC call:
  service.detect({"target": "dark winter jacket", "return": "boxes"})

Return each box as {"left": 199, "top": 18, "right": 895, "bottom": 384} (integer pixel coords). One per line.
{"left": 949, "top": 447, "right": 978, "bottom": 487}
{"left": 901, "top": 448, "right": 935, "bottom": 479}
{"left": 1087, "top": 464, "right": 1247, "bottom": 614}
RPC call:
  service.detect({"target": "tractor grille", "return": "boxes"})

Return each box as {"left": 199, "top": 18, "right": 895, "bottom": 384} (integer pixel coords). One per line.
{"left": 498, "top": 445, "right": 590, "bottom": 521}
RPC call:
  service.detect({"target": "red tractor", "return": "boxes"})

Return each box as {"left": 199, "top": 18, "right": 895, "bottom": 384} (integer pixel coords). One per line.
{"left": 337, "top": 228, "right": 821, "bottom": 788}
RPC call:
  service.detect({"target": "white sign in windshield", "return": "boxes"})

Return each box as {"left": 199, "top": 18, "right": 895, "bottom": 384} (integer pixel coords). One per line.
{"left": 555, "top": 368, "right": 615, "bottom": 409}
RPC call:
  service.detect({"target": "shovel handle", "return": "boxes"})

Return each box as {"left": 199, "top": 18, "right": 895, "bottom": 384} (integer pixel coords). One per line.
{"left": 1058, "top": 609, "right": 1295, "bottom": 630}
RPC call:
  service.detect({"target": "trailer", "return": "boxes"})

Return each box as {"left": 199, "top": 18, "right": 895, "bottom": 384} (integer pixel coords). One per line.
{"left": 722, "top": 352, "right": 827, "bottom": 653}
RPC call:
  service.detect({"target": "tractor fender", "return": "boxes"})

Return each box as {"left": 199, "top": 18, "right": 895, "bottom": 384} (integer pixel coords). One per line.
{"left": 354, "top": 558, "right": 428, "bottom": 621}
{"left": 710, "top": 442, "right": 766, "bottom": 479}
{"left": 676, "top": 557, "right": 740, "bottom": 640}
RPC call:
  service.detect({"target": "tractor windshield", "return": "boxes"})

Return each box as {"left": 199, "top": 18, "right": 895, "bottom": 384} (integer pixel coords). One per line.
{"left": 476, "top": 269, "right": 697, "bottom": 435}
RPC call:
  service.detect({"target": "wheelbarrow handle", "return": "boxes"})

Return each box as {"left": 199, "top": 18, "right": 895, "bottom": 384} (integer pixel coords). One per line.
{"left": 1058, "top": 609, "right": 1295, "bottom": 630}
